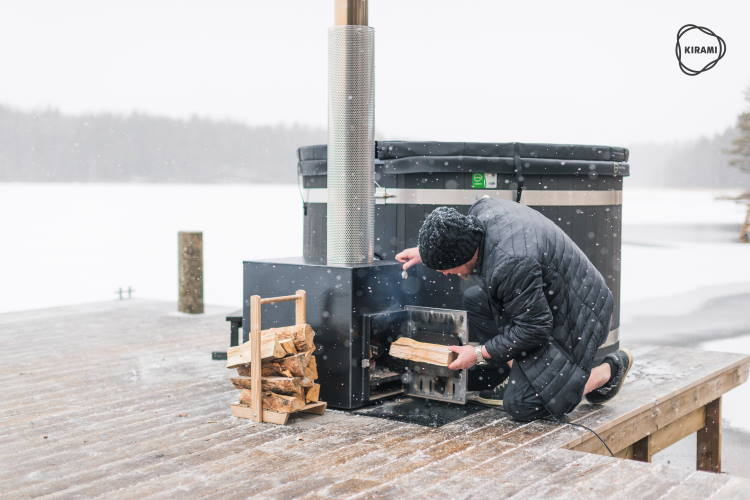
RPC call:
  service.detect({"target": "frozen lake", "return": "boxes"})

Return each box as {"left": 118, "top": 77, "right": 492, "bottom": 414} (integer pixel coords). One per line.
{"left": 0, "top": 183, "right": 303, "bottom": 314}
{"left": 1, "top": 182, "right": 749, "bottom": 434}
{"left": 1, "top": 183, "right": 746, "bottom": 314}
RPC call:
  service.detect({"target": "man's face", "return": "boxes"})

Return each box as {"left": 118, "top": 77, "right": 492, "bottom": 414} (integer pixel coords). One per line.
{"left": 437, "top": 250, "right": 479, "bottom": 278}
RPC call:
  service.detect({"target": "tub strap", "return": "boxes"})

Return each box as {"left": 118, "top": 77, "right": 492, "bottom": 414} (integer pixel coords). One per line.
{"left": 513, "top": 142, "right": 525, "bottom": 203}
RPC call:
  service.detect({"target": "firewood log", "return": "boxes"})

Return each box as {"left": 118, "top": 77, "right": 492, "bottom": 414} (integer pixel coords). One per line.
{"left": 264, "top": 324, "right": 315, "bottom": 352}
{"left": 225, "top": 325, "right": 315, "bottom": 369}
{"left": 293, "top": 324, "right": 315, "bottom": 352}
{"left": 231, "top": 376, "right": 312, "bottom": 398}
{"left": 238, "top": 389, "right": 305, "bottom": 413}
{"left": 305, "top": 383, "right": 320, "bottom": 403}
{"left": 279, "top": 338, "right": 297, "bottom": 355}
{"left": 226, "top": 335, "right": 284, "bottom": 368}
{"left": 304, "top": 351, "right": 318, "bottom": 380}
{"left": 388, "top": 337, "right": 457, "bottom": 367}
{"left": 236, "top": 352, "right": 308, "bottom": 378}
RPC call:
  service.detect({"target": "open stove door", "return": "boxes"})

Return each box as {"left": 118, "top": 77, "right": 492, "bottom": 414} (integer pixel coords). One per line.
{"left": 402, "top": 306, "right": 469, "bottom": 404}
{"left": 363, "top": 305, "right": 469, "bottom": 404}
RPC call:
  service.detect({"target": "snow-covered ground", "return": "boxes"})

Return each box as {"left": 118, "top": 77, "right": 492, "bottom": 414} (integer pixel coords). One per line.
{"left": 620, "top": 189, "right": 750, "bottom": 433}
{"left": 0, "top": 182, "right": 303, "bottom": 314}
{"left": 621, "top": 189, "right": 749, "bottom": 308}
{"left": 1, "top": 183, "right": 749, "bottom": 430}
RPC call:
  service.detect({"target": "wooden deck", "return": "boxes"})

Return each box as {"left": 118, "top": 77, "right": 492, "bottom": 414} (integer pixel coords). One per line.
{"left": 1, "top": 300, "right": 749, "bottom": 499}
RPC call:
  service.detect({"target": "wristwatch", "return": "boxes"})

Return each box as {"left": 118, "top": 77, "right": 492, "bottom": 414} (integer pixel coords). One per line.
{"left": 474, "top": 345, "right": 488, "bottom": 366}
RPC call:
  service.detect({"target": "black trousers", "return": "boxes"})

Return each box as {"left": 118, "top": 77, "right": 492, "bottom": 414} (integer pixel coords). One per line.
{"left": 464, "top": 285, "right": 551, "bottom": 422}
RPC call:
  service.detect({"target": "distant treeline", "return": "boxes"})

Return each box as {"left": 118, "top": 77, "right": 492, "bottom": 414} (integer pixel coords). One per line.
{"left": 0, "top": 104, "right": 747, "bottom": 188}
{"left": 0, "top": 105, "right": 324, "bottom": 183}
{"left": 629, "top": 128, "right": 748, "bottom": 189}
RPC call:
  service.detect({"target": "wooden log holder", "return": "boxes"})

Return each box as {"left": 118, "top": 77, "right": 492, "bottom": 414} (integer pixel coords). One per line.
{"left": 228, "top": 289, "right": 326, "bottom": 425}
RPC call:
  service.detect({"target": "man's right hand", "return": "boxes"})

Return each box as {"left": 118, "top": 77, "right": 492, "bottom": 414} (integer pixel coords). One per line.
{"left": 395, "top": 247, "right": 422, "bottom": 271}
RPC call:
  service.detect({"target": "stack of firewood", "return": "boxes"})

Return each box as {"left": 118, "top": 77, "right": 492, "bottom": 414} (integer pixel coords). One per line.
{"left": 226, "top": 324, "right": 321, "bottom": 415}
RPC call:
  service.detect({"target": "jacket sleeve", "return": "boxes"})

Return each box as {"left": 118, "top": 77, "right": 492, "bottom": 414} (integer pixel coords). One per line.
{"left": 483, "top": 256, "right": 553, "bottom": 363}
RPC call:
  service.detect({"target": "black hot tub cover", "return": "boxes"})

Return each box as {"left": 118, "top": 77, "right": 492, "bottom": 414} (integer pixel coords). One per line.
{"left": 298, "top": 141, "right": 630, "bottom": 177}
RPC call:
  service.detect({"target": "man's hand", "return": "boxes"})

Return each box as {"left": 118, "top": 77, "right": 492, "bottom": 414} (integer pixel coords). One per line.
{"left": 447, "top": 345, "right": 477, "bottom": 370}
{"left": 395, "top": 247, "right": 422, "bottom": 271}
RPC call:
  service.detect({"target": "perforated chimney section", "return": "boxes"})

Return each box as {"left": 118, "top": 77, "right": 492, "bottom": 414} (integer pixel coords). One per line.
{"left": 326, "top": 24, "right": 375, "bottom": 265}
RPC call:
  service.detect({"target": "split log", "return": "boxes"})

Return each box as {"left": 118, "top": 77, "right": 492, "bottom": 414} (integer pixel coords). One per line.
{"left": 236, "top": 352, "right": 310, "bottom": 378}
{"left": 305, "top": 383, "right": 320, "bottom": 403}
{"left": 231, "top": 376, "right": 313, "bottom": 398}
{"left": 304, "top": 351, "right": 318, "bottom": 380}
{"left": 293, "top": 324, "right": 316, "bottom": 352}
{"left": 238, "top": 389, "right": 305, "bottom": 413}
{"left": 279, "top": 338, "right": 297, "bottom": 355}
{"left": 226, "top": 335, "right": 285, "bottom": 368}
{"left": 388, "top": 337, "right": 457, "bottom": 367}
{"left": 265, "top": 352, "right": 309, "bottom": 378}
{"left": 264, "top": 324, "right": 315, "bottom": 352}
{"left": 225, "top": 324, "right": 315, "bottom": 369}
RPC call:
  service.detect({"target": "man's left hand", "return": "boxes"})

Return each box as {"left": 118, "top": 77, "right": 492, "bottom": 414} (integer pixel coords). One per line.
{"left": 447, "top": 345, "right": 477, "bottom": 370}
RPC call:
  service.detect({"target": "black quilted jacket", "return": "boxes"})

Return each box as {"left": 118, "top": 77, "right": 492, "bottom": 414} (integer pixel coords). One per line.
{"left": 469, "top": 197, "right": 614, "bottom": 416}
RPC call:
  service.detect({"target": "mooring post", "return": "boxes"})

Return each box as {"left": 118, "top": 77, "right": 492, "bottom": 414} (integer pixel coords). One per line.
{"left": 178, "top": 231, "right": 204, "bottom": 314}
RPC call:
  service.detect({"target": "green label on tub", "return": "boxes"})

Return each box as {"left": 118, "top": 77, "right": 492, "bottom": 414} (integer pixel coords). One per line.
{"left": 471, "top": 173, "right": 485, "bottom": 189}
{"left": 471, "top": 173, "right": 497, "bottom": 189}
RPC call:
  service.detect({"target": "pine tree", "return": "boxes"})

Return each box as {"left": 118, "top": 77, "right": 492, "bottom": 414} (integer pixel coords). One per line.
{"left": 727, "top": 85, "right": 750, "bottom": 173}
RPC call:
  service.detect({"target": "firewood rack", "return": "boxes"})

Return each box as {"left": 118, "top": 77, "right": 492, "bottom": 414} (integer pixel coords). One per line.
{"left": 230, "top": 289, "right": 327, "bottom": 425}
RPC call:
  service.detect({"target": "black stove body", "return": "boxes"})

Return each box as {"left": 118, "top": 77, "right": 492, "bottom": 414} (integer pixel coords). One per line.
{"left": 242, "top": 257, "right": 485, "bottom": 409}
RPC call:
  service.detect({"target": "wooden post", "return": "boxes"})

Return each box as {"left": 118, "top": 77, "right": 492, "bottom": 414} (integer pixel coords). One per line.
{"left": 250, "top": 295, "right": 262, "bottom": 423}
{"left": 740, "top": 204, "right": 750, "bottom": 242}
{"left": 295, "top": 289, "right": 307, "bottom": 325}
{"left": 697, "top": 398, "right": 722, "bottom": 473}
{"left": 178, "top": 232, "right": 204, "bottom": 314}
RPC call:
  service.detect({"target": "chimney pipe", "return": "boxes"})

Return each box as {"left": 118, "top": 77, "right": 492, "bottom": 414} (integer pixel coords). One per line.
{"left": 326, "top": 0, "right": 374, "bottom": 265}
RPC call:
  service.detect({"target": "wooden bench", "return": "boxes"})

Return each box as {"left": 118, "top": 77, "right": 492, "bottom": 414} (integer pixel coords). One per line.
{"left": 563, "top": 345, "right": 748, "bottom": 472}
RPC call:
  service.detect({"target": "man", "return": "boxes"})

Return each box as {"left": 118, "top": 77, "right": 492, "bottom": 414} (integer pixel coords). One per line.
{"left": 395, "top": 198, "right": 633, "bottom": 422}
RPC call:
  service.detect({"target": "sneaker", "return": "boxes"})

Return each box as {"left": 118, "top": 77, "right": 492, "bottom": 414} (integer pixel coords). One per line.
{"left": 585, "top": 348, "right": 634, "bottom": 404}
{"left": 471, "top": 378, "right": 509, "bottom": 407}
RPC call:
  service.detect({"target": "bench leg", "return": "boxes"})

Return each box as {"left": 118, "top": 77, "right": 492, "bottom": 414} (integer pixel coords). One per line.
{"left": 632, "top": 436, "right": 652, "bottom": 463}
{"left": 697, "top": 397, "right": 722, "bottom": 473}
{"left": 230, "top": 323, "right": 239, "bottom": 347}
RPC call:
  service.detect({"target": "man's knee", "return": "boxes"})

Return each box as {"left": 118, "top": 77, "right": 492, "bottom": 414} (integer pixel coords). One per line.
{"left": 503, "top": 372, "right": 550, "bottom": 422}
{"left": 503, "top": 394, "right": 549, "bottom": 422}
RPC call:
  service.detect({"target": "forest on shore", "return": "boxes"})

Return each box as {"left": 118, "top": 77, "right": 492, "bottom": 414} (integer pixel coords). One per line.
{"left": 0, "top": 104, "right": 747, "bottom": 188}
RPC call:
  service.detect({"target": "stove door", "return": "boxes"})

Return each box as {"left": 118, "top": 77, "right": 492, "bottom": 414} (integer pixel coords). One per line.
{"left": 402, "top": 306, "right": 469, "bottom": 404}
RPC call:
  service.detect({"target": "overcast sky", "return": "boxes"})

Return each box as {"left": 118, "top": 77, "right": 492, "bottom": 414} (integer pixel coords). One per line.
{"left": 1, "top": 0, "right": 748, "bottom": 146}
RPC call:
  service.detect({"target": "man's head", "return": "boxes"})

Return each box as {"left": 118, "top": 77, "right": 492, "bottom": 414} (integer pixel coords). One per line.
{"left": 418, "top": 206, "right": 484, "bottom": 276}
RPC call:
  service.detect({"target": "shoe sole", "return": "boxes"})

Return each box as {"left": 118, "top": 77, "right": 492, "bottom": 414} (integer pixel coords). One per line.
{"left": 472, "top": 395, "right": 504, "bottom": 407}
{"left": 621, "top": 347, "right": 634, "bottom": 379}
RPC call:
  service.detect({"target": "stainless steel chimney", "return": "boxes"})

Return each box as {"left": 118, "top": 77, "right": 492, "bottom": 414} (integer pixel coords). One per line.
{"left": 326, "top": 0, "right": 374, "bottom": 265}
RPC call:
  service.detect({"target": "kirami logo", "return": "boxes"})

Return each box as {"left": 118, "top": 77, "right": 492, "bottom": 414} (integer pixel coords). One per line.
{"left": 683, "top": 46, "right": 718, "bottom": 54}
{"left": 675, "top": 24, "right": 726, "bottom": 76}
